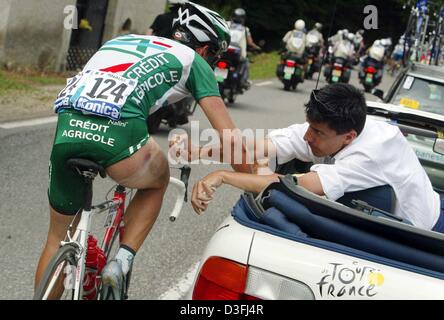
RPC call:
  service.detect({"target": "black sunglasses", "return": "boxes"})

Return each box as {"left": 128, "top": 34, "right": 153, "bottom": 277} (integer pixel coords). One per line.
{"left": 310, "top": 89, "right": 336, "bottom": 114}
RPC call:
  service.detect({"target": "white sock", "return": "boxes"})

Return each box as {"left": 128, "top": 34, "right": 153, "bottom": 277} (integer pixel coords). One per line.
{"left": 115, "top": 246, "right": 135, "bottom": 275}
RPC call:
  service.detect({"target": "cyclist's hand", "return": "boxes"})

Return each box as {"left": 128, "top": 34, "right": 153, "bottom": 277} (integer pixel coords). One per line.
{"left": 191, "top": 171, "right": 224, "bottom": 214}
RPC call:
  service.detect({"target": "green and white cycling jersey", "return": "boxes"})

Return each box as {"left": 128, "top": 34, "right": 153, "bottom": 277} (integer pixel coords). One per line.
{"left": 55, "top": 34, "right": 221, "bottom": 121}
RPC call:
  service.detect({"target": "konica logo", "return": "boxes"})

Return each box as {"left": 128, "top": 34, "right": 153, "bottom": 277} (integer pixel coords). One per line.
{"left": 74, "top": 97, "right": 122, "bottom": 121}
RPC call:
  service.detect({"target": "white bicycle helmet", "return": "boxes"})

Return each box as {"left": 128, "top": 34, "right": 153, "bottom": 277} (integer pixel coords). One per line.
{"left": 295, "top": 19, "right": 305, "bottom": 31}
{"left": 172, "top": 2, "right": 230, "bottom": 56}
{"left": 168, "top": 0, "right": 188, "bottom": 5}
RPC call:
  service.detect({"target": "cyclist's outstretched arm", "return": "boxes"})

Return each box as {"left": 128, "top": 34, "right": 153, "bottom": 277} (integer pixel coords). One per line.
{"left": 198, "top": 96, "right": 252, "bottom": 173}
{"left": 170, "top": 96, "right": 276, "bottom": 171}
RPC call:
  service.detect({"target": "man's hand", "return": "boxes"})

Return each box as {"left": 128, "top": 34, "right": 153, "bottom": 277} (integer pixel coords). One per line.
{"left": 191, "top": 171, "right": 225, "bottom": 214}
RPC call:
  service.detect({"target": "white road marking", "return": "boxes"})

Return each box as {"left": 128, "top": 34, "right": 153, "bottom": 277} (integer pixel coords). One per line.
{"left": 0, "top": 116, "right": 57, "bottom": 129}
{"left": 255, "top": 81, "right": 273, "bottom": 87}
{"left": 158, "top": 262, "right": 200, "bottom": 300}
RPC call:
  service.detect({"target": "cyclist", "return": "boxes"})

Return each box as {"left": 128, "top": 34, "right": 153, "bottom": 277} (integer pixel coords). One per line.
{"left": 35, "top": 2, "right": 251, "bottom": 299}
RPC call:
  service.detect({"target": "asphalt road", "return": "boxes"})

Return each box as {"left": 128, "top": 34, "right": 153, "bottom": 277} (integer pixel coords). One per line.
{"left": 0, "top": 69, "right": 394, "bottom": 300}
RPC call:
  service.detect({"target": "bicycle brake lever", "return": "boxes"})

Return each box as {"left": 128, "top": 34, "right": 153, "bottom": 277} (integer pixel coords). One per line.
{"left": 180, "top": 165, "right": 191, "bottom": 202}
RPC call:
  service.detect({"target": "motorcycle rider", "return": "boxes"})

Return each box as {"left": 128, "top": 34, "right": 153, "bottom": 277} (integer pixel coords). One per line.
{"left": 279, "top": 19, "right": 307, "bottom": 83}
{"left": 305, "top": 22, "right": 324, "bottom": 78}
{"left": 328, "top": 29, "right": 344, "bottom": 47}
{"left": 227, "top": 8, "right": 261, "bottom": 91}
{"left": 360, "top": 40, "right": 385, "bottom": 79}
{"left": 380, "top": 38, "right": 393, "bottom": 60}
{"left": 324, "top": 31, "right": 354, "bottom": 82}
{"left": 282, "top": 19, "right": 307, "bottom": 59}
{"left": 307, "top": 22, "right": 324, "bottom": 51}
{"left": 333, "top": 32, "right": 355, "bottom": 61}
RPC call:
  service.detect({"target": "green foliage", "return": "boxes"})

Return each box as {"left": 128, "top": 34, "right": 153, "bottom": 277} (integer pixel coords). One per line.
{"left": 0, "top": 71, "right": 32, "bottom": 94}
{"left": 0, "top": 70, "right": 65, "bottom": 96}
{"left": 192, "top": 0, "right": 444, "bottom": 50}
{"left": 249, "top": 51, "right": 280, "bottom": 80}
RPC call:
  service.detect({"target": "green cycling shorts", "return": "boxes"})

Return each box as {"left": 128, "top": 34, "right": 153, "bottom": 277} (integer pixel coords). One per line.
{"left": 48, "top": 110, "right": 149, "bottom": 215}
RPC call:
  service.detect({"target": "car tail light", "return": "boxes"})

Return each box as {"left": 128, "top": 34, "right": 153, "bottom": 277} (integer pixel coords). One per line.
{"left": 286, "top": 60, "right": 296, "bottom": 67}
{"left": 245, "top": 266, "right": 315, "bottom": 300}
{"left": 192, "top": 257, "right": 315, "bottom": 300}
{"left": 192, "top": 257, "right": 260, "bottom": 300}
{"left": 366, "top": 66, "right": 376, "bottom": 73}
{"left": 217, "top": 61, "right": 228, "bottom": 69}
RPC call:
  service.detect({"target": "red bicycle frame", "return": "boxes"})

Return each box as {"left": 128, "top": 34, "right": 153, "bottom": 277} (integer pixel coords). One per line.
{"left": 101, "top": 186, "right": 126, "bottom": 255}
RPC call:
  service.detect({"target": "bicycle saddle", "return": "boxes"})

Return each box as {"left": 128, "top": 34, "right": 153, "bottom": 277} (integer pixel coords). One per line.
{"left": 66, "top": 158, "right": 107, "bottom": 178}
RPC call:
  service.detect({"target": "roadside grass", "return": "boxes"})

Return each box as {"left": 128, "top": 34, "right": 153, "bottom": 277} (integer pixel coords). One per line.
{"left": 249, "top": 51, "right": 280, "bottom": 80}
{"left": 0, "top": 52, "right": 281, "bottom": 94}
{"left": 0, "top": 70, "right": 65, "bottom": 95}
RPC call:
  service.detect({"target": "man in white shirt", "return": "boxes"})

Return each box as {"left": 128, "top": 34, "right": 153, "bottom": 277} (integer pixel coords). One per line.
{"left": 190, "top": 83, "right": 444, "bottom": 232}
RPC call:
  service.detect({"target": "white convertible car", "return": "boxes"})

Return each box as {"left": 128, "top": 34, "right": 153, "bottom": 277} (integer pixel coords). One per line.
{"left": 189, "top": 101, "right": 444, "bottom": 300}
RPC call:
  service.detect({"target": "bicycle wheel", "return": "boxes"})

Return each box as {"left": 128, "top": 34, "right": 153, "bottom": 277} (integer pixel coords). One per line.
{"left": 33, "top": 244, "right": 80, "bottom": 300}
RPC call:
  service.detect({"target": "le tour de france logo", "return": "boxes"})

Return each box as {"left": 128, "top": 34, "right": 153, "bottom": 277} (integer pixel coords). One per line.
{"left": 317, "top": 261, "right": 385, "bottom": 298}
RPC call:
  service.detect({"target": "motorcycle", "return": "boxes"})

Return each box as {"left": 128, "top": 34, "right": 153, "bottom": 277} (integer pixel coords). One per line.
{"left": 214, "top": 45, "right": 249, "bottom": 104}
{"left": 276, "top": 52, "right": 305, "bottom": 91}
{"left": 305, "top": 33, "right": 321, "bottom": 80}
{"left": 324, "top": 56, "right": 351, "bottom": 84}
{"left": 359, "top": 58, "right": 383, "bottom": 93}
{"left": 305, "top": 45, "right": 321, "bottom": 80}
{"left": 147, "top": 96, "right": 196, "bottom": 134}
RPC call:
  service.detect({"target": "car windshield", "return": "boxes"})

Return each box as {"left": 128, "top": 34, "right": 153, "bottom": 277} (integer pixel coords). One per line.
{"left": 391, "top": 76, "right": 444, "bottom": 116}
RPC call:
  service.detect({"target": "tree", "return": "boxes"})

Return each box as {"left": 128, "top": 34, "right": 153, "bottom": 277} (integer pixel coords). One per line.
{"left": 193, "top": 0, "right": 433, "bottom": 49}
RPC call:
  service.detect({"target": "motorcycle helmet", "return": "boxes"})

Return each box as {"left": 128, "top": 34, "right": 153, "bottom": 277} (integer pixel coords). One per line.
{"left": 172, "top": 2, "right": 230, "bottom": 61}
{"left": 369, "top": 45, "right": 385, "bottom": 61}
{"left": 232, "top": 8, "right": 246, "bottom": 25}
{"left": 295, "top": 19, "right": 305, "bottom": 31}
{"left": 315, "top": 22, "right": 322, "bottom": 31}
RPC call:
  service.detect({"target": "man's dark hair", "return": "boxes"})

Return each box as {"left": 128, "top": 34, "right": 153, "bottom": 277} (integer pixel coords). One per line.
{"left": 305, "top": 84, "right": 367, "bottom": 135}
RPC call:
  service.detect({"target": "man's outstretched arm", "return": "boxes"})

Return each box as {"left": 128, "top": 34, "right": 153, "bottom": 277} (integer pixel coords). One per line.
{"left": 191, "top": 170, "right": 325, "bottom": 213}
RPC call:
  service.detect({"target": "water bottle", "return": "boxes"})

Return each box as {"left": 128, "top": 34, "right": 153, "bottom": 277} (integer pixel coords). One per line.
{"left": 83, "top": 235, "right": 106, "bottom": 300}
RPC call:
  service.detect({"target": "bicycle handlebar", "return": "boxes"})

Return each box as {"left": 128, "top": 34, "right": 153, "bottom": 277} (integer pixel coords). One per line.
{"left": 169, "top": 165, "right": 191, "bottom": 222}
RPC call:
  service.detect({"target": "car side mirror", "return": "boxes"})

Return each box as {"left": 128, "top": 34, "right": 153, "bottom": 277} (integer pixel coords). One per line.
{"left": 434, "top": 138, "right": 444, "bottom": 155}
{"left": 372, "top": 89, "right": 384, "bottom": 100}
